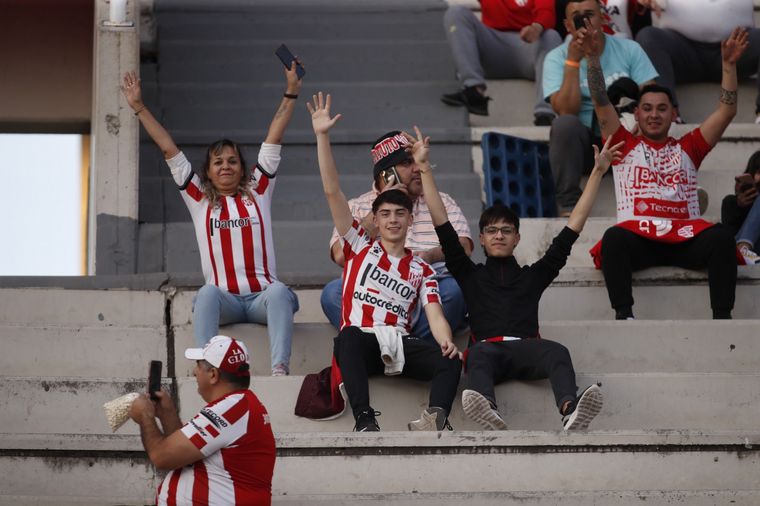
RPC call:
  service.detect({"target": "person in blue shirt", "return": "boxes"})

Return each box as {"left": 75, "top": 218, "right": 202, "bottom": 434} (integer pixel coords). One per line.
{"left": 542, "top": 0, "right": 657, "bottom": 215}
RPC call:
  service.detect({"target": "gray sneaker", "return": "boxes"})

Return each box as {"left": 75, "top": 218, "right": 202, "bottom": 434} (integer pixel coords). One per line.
{"left": 462, "top": 389, "right": 507, "bottom": 430}
{"left": 408, "top": 407, "right": 452, "bottom": 431}
{"left": 562, "top": 383, "right": 604, "bottom": 431}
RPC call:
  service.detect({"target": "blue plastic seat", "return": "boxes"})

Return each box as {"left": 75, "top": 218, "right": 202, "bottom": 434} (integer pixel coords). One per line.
{"left": 480, "top": 132, "right": 557, "bottom": 218}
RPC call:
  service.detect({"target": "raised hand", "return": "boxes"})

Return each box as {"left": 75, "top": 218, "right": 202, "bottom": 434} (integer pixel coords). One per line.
{"left": 285, "top": 58, "right": 303, "bottom": 93}
{"left": 579, "top": 17, "right": 603, "bottom": 58}
{"left": 592, "top": 136, "right": 625, "bottom": 175}
{"left": 307, "top": 92, "right": 342, "bottom": 135}
{"left": 402, "top": 126, "right": 431, "bottom": 165}
{"left": 121, "top": 71, "right": 143, "bottom": 111}
{"left": 722, "top": 27, "right": 749, "bottom": 65}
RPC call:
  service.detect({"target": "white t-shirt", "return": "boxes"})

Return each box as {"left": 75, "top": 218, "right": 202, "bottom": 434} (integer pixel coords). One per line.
{"left": 167, "top": 144, "right": 281, "bottom": 295}
{"left": 653, "top": 0, "right": 754, "bottom": 43}
{"left": 339, "top": 219, "right": 441, "bottom": 333}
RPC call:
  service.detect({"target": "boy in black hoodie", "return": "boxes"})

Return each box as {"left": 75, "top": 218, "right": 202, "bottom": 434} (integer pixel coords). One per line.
{"left": 412, "top": 126, "right": 621, "bottom": 430}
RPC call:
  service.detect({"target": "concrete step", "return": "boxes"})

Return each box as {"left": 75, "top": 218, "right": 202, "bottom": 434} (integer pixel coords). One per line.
{"left": 5, "top": 370, "right": 759, "bottom": 438}
{"left": 0, "top": 288, "right": 165, "bottom": 327}
{"left": 3, "top": 431, "right": 758, "bottom": 505}
{"left": 143, "top": 175, "right": 483, "bottom": 223}
{"left": 471, "top": 141, "right": 760, "bottom": 217}
{"left": 159, "top": 212, "right": 760, "bottom": 279}
{"left": 0, "top": 325, "right": 167, "bottom": 377}
{"left": 476, "top": 80, "right": 759, "bottom": 127}
{"left": 176, "top": 373, "right": 760, "bottom": 432}
{"left": 157, "top": 8, "right": 447, "bottom": 42}
{"left": 139, "top": 136, "right": 474, "bottom": 178}
{"left": 158, "top": 218, "right": 487, "bottom": 279}
{"left": 160, "top": 106, "right": 467, "bottom": 145}
{"left": 157, "top": 43, "right": 455, "bottom": 85}
{"left": 169, "top": 320, "right": 760, "bottom": 378}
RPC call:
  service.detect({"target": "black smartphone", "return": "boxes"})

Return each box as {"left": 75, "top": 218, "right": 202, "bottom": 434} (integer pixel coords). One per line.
{"left": 148, "top": 360, "right": 162, "bottom": 401}
{"left": 735, "top": 174, "right": 755, "bottom": 192}
{"left": 275, "top": 44, "right": 305, "bottom": 79}
{"left": 381, "top": 167, "right": 400, "bottom": 186}
{"left": 573, "top": 13, "right": 588, "bottom": 31}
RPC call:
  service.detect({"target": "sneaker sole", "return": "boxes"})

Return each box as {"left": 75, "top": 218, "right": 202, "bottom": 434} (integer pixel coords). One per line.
{"left": 564, "top": 385, "right": 604, "bottom": 431}
{"left": 462, "top": 389, "right": 507, "bottom": 430}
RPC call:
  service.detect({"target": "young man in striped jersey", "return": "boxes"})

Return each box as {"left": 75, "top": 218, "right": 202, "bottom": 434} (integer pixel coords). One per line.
{"left": 129, "top": 335, "right": 275, "bottom": 505}
{"left": 320, "top": 130, "right": 473, "bottom": 345}
{"left": 309, "top": 92, "right": 462, "bottom": 432}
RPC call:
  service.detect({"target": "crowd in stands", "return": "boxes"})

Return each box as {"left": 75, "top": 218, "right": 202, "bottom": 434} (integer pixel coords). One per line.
{"left": 122, "top": 1, "right": 759, "bottom": 503}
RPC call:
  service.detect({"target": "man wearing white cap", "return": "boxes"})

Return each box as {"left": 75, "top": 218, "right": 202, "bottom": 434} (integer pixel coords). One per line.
{"left": 129, "top": 335, "right": 275, "bottom": 505}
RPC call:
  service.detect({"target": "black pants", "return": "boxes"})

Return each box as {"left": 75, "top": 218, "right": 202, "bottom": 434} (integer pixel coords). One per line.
{"left": 466, "top": 339, "right": 577, "bottom": 414}
{"left": 600, "top": 225, "right": 736, "bottom": 316}
{"left": 333, "top": 326, "right": 462, "bottom": 419}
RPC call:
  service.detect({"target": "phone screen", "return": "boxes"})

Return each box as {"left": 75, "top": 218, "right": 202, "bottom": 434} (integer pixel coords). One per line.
{"left": 275, "top": 44, "right": 305, "bottom": 79}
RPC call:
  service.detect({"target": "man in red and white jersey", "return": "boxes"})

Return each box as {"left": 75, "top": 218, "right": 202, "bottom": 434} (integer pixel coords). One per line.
{"left": 309, "top": 92, "right": 462, "bottom": 432}
{"left": 582, "top": 22, "right": 749, "bottom": 319}
{"left": 321, "top": 129, "right": 473, "bottom": 344}
{"left": 130, "top": 335, "right": 275, "bottom": 506}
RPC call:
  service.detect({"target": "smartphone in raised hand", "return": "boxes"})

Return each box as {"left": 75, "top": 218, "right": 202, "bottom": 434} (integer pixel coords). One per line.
{"left": 735, "top": 173, "right": 755, "bottom": 192}
{"left": 381, "top": 167, "right": 400, "bottom": 186}
{"left": 148, "top": 360, "right": 162, "bottom": 401}
{"left": 275, "top": 44, "right": 305, "bottom": 79}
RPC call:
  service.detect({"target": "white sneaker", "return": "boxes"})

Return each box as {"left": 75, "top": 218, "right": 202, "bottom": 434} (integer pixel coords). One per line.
{"left": 408, "top": 407, "right": 451, "bottom": 431}
{"left": 739, "top": 245, "right": 760, "bottom": 265}
{"left": 462, "top": 389, "right": 507, "bottom": 430}
{"left": 271, "top": 363, "right": 289, "bottom": 376}
{"left": 562, "top": 383, "right": 604, "bottom": 431}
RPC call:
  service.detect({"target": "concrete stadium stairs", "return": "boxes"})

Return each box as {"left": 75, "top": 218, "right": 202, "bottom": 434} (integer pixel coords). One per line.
{"left": 3, "top": 0, "right": 760, "bottom": 504}
{"left": 1, "top": 275, "right": 759, "bottom": 504}
{"left": 136, "top": 0, "right": 477, "bottom": 276}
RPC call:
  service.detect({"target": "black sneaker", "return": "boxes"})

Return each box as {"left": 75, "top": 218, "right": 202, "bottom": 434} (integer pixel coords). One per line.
{"left": 562, "top": 383, "right": 603, "bottom": 431}
{"left": 353, "top": 409, "right": 381, "bottom": 432}
{"left": 441, "top": 86, "right": 490, "bottom": 116}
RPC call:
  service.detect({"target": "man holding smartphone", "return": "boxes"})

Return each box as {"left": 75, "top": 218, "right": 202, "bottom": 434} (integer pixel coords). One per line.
{"left": 321, "top": 130, "right": 473, "bottom": 343}
{"left": 129, "top": 336, "right": 275, "bottom": 505}
{"left": 542, "top": 0, "right": 657, "bottom": 216}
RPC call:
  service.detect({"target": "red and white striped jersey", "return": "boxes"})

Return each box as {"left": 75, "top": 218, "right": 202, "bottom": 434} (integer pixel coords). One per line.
{"left": 339, "top": 220, "right": 440, "bottom": 333}
{"left": 609, "top": 124, "right": 711, "bottom": 223}
{"left": 156, "top": 390, "right": 275, "bottom": 506}
{"left": 167, "top": 144, "right": 280, "bottom": 295}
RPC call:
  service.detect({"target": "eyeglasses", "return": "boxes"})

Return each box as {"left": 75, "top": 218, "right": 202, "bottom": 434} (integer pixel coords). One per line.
{"left": 483, "top": 226, "right": 516, "bottom": 236}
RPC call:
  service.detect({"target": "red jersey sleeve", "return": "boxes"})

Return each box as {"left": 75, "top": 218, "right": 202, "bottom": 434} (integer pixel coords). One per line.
{"left": 533, "top": 0, "right": 556, "bottom": 30}
{"left": 679, "top": 128, "right": 712, "bottom": 171}
{"left": 341, "top": 219, "right": 371, "bottom": 262}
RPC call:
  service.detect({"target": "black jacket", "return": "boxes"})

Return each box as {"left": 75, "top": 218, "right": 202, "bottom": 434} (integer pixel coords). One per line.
{"left": 436, "top": 221, "right": 577, "bottom": 341}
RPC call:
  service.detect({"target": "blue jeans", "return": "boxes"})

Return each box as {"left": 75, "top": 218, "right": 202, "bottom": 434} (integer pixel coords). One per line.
{"left": 736, "top": 196, "right": 760, "bottom": 248}
{"left": 193, "top": 281, "right": 299, "bottom": 369}
{"left": 320, "top": 274, "right": 467, "bottom": 343}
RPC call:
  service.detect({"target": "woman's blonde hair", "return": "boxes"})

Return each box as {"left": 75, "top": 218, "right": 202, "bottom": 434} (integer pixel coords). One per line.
{"left": 200, "top": 139, "right": 254, "bottom": 205}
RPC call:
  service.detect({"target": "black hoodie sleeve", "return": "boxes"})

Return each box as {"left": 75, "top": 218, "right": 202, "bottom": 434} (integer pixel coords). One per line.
{"left": 435, "top": 221, "right": 475, "bottom": 279}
